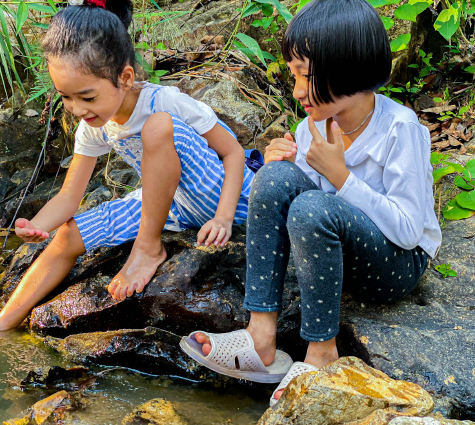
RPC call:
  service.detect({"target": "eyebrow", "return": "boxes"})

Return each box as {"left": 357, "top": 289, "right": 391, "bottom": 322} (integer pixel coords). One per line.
{"left": 56, "top": 88, "right": 96, "bottom": 95}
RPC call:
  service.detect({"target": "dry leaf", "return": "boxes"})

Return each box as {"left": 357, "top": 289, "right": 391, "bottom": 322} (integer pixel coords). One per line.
{"left": 422, "top": 105, "right": 457, "bottom": 114}
{"left": 432, "top": 139, "right": 450, "bottom": 148}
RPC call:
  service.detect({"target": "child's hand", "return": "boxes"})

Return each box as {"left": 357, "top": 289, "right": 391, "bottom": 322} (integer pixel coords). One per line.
{"left": 14, "top": 218, "right": 49, "bottom": 243}
{"left": 197, "top": 217, "right": 232, "bottom": 247}
{"left": 265, "top": 133, "right": 297, "bottom": 164}
{"left": 306, "top": 119, "right": 350, "bottom": 191}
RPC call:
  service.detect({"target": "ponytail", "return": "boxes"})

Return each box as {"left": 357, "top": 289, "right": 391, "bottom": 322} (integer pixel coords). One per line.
{"left": 43, "top": 0, "right": 135, "bottom": 86}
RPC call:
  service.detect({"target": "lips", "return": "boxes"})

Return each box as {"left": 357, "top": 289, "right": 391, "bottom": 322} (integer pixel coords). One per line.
{"left": 84, "top": 116, "right": 97, "bottom": 124}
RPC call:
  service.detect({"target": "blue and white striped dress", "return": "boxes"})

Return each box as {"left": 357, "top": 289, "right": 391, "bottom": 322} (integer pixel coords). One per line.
{"left": 74, "top": 84, "right": 255, "bottom": 252}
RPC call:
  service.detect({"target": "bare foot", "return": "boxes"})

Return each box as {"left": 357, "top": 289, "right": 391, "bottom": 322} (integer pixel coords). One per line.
{"left": 273, "top": 338, "right": 339, "bottom": 401}
{"left": 108, "top": 240, "right": 167, "bottom": 301}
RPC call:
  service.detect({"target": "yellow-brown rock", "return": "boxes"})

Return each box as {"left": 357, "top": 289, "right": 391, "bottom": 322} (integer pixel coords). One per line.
{"left": 258, "top": 357, "right": 434, "bottom": 425}
{"left": 122, "top": 398, "right": 188, "bottom": 425}
{"left": 3, "top": 390, "right": 71, "bottom": 425}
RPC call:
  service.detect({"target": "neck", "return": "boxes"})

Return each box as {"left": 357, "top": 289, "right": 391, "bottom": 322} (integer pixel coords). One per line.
{"left": 111, "top": 85, "right": 141, "bottom": 125}
{"left": 333, "top": 92, "right": 375, "bottom": 142}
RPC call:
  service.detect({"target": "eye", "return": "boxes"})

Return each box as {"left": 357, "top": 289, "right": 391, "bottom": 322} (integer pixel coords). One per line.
{"left": 83, "top": 97, "right": 95, "bottom": 102}
{"left": 60, "top": 95, "right": 70, "bottom": 100}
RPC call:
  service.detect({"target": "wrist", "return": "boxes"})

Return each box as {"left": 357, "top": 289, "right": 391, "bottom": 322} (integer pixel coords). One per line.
{"left": 329, "top": 167, "right": 350, "bottom": 191}
{"left": 214, "top": 213, "right": 234, "bottom": 223}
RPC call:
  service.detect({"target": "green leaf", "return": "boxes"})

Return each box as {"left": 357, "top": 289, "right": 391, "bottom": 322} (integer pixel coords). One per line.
{"left": 463, "top": 0, "right": 475, "bottom": 14}
{"left": 408, "top": 0, "right": 431, "bottom": 15}
{"left": 135, "top": 42, "right": 149, "bottom": 50}
{"left": 254, "top": 0, "right": 293, "bottom": 23}
{"left": 261, "top": 4, "right": 274, "bottom": 17}
{"left": 431, "top": 152, "right": 450, "bottom": 165}
{"left": 390, "top": 33, "right": 411, "bottom": 52}
{"left": 236, "top": 33, "right": 267, "bottom": 66}
{"left": 367, "top": 0, "right": 398, "bottom": 7}
{"left": 296, "top": 0, "right": 313, "bottom": 12}
{"left": 454, "top": 175, "right": 475, "bottom": 190}
{"left": 464, "top": 66, "right": 475, "bottom": 73}
{"left": 408, "top": 63, "right": 419, "bottom": 68}
{"left": 16, "top": 1, "right": 29, "bottom": 34}
{"left": 432, "top": 164, "right": 456, "bottom": 183}
{"left": 447, "top": 270, "right": 458, "bottom": 277}
{"left": 463, "top": 159, "right": 475, "bottom": 180}
{"left": 456, "top": 190, "right": 475, "bottom": 210}
{"left": 241, "top": 3, "right": 261, "bottom": 18}
{"left": 443, "top": 199, "right": 475, "bottom": 220}
{"left": 459, "top": 105, "right": 470, "bottom": 115}
{"left": 450, "top": 163, "right": 464, "bottom": 173}
{"left": 156, "top": 42, "right": 167, "bottom": 50}
{"left": 26, "top": 3, "right": 54, "bottom": 14}
{"left": 434, "top": 4, "right": 461, "bottom": 41}
{"left": 395, "top": 4, "right": 418, "bottom": 22}
{"left": 433, "top": 97, "right": 443, "bottom": 103}
{"left": 381, "top": 17, "right": 394, "bottom": 30}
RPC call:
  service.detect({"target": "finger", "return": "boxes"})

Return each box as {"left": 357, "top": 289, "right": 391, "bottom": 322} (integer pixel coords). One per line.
{"left": 205, "top": 226, "right": 220, "bottom": 246}
{"left": 220, "top": 230, "right": 231, "bottom": 247}
{"left": 196, "top": 224, "right": 210, "bottom": 246}
{"left": 308, "top": 117, "right": 324, "bottom": 142}
{"left": 283, "top": 132, "right": 294, "bottom": 143}
{"left": 268, "top": 139, "right": 297, "bottom": 151}
{"left": 15, "top": 218, "right": 28, "bottom": 229}
{"left": 264, "top": 154, "right": 284, "bottom": 164}
{"left": 330, "top": 120, "right": 345, "bottom": 148}
{"left": 214, "top": 227, "right": 227, "bottom": 246}
{"left": 126, "top": 281, "right": 138, "bottom": 297}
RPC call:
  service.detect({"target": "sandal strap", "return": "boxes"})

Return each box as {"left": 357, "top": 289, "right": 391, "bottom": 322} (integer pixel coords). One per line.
{"left": 271, "top": 362, "right": 319, "bottom": 401}
{"left": 193, "top": 329, "right": 268, "bottom": 373}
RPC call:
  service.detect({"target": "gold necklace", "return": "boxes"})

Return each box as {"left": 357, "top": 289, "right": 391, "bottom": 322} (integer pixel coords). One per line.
{"left": 340, "top": 108, "right": 375, "bottom": 136}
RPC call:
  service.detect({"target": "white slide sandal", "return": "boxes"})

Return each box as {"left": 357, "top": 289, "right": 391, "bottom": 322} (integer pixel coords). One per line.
{"left": 270, "top": 361, "right": 319, "bottom": 406}
{"left": 180, "top": 329, "right": 293, "bottom": 383}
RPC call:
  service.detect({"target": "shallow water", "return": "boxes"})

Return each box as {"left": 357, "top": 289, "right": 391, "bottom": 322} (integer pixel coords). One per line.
{"left": 0, "top": 237, "right": 269, "bottom": 424}
{"left": 0, "top": 329, "right": 270, "bottom": 424}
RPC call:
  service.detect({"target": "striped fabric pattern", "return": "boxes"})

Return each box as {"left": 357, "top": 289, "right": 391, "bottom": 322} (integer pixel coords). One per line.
{"left": 75, "top": 94, "right": 254, "bottom": 251}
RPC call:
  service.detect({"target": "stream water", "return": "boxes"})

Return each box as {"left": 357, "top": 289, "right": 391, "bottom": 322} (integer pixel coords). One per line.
{"left": 0, "top": 237, "right": 269, "bottom": 424}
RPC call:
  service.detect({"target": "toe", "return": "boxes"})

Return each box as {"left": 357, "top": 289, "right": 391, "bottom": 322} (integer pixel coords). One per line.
{"left": 195, "top": 332, "right": 209, "bottom": 344}
{"left": 202, "top": 342, "right": 212, "bottom": 356}
{"left": 273, "top": 389, "right": 284, "bottom": 401}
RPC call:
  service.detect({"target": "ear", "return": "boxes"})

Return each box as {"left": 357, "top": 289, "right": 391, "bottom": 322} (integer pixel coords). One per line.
{"left": 119, "top": 65, "right": 135, "bottom": 89}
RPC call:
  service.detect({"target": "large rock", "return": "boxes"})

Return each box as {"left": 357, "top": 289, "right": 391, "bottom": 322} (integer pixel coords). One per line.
{"left": 29, "top": 230, "right": 248, "bottom": 337}
{"left": 122, "top": 398, "right": 188, "bottom": 425}
{"left": 258, "top": 356, "right": 434, "bottom": 425}
{"left": 43, "top": 327, "right": 215, "bottom": 381}
{"left": 176, "top": 76, "right": 266, "bottom": 145}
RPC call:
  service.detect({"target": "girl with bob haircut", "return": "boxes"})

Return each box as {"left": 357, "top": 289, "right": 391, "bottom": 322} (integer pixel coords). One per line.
{"left": 0, "top": 0, "right": 255, "bottom": 329}
{"left": 181, "top": 0, "right": 442, "bottom": 406}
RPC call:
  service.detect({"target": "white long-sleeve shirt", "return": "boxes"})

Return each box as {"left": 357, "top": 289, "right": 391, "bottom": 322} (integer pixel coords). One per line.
{"left": 295, "top": 93, "right": 441, "bottom": 258}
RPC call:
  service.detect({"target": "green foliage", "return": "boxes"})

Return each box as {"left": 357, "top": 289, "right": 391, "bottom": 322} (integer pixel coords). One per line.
{"left": 434, "top": 263, "right": 458, "bottom": 278}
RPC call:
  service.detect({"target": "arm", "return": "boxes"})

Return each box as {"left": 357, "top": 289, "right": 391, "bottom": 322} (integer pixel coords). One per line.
{"left": 197, "top": 123, "right": 244, "bottom": 246}
{"left": 16, "top": 154, "right": 97, "bottom": 241}
{"left": 335, "top": 122, "right": 428, "bottom": 249}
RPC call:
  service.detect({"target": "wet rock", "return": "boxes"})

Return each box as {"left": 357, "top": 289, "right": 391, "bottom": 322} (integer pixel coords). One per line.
{"left": 29, "top": 230, "right": 248, "bottom": 337}
{"left": 122, "top": 398, "right": 188, "bottom": 425}
{"left": 21, "top": 366, "right": 91, "bottom": 391}
{"left": 0, "top": 165, "right": 14, "bottom": 201}
{"left": 176, "top": 76, "right": 265, "bottom": 145}
{"left": 43, "top": 327, "right": 214, "bottom": 381}
{"left": 108, "top": 168, "right": 140, "bottom": 188}
{"left": 4, "top": 390, "right": 73, "bottom": 424}
{"left": 10, "top": 168, "right": 36, "bottom": 191}
{"left": 258, "top": 357, "right": 434, "bottom": 425}
{"left": 389, "top": 416, "right": 475, "bottom": 425}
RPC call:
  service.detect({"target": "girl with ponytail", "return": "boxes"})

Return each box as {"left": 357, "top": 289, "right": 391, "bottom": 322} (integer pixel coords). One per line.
{"left": 0, "top": 0, "right": 255, "bottom": 329}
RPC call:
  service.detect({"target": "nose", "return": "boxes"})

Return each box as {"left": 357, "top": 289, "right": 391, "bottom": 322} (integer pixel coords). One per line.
{"left": 69, "top": 101, "right": 88, "bottom": 118}
{"left": 292, "top": 77, "right": 308, "bottom": 101}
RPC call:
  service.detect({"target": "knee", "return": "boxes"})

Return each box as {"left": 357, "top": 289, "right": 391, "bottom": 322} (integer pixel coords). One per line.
{"left": 287, "top": 191, "right": 334, "bottom": 234}
{"left": 142, "top": 112, "right": 174, "bottom": 152}
{"left": 50, "top": 219, "right": 84, "bottom": 256}
{"left": 251, "top": 161, "right": 300, "bottom": 203}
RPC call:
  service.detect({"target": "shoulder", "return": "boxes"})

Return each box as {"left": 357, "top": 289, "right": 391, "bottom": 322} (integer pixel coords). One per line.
{"left": 376, "top": 94, "right": 429, "bottom": 141}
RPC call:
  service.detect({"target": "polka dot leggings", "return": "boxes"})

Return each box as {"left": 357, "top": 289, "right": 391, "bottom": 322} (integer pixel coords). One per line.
{"left": 243, "top": 161, "right": 429, "bottom": 342}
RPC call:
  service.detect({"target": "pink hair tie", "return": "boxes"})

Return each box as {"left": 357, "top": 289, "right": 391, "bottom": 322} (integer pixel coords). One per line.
{"left": 84, "top": 0, "right": 106, "bottom": 7}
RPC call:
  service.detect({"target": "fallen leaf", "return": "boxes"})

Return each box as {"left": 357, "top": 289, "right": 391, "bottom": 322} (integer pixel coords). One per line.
{"left": 422, "top": 105, "right": 457, "bottom": 114}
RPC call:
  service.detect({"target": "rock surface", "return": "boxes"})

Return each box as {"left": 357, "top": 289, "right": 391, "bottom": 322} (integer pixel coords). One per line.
{"left": 258, "top": 357, "right": 434, "bottom": 425}
{"left": 122, "top": 398, "right": 188, "bottom": 425}
{"left": 389, "top": 416, "right": 475, "bottom": 425}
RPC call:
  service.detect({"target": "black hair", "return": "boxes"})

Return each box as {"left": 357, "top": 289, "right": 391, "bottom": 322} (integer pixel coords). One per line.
{"left": 42, "top": 0, "right": 135, "bottom": 87}
{"left": 282, "top": 0, "right": 391, "bottom": 105}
